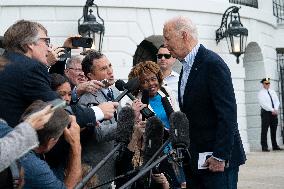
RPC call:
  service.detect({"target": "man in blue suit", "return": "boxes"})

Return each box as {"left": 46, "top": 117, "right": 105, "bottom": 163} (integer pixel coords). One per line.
{"left": 163, "top": 16, "right": 246, "bottom": 189}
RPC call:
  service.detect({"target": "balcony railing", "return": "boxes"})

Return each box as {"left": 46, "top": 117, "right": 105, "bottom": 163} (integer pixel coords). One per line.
{"left": 273, "top": 0, "right": 284, "bottom": 23}
{"left": 229, "top": 0, "right": 258, "bottom": 8}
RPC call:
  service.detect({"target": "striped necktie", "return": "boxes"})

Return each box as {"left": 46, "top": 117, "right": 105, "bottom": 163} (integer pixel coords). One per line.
{"left": 107, "top": 88, "right": 114, "bottom": 101}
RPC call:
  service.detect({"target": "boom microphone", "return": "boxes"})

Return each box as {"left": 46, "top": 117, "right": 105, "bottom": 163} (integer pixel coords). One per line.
{"left": 143, "top": 116, "right": 164, "bottom": 166}
{"left": 115, "top": 79, "right": 155, "bottom": 119}
{"left": 140, "top": 116, "right": 164, "bottom": 188}
{"left": 116, "top": 106, "right": 135, "bottom": 144}
{"left": 74, "top": 107, "right": 135, "bottom": 189}
{"left": 120, "top": 113, "right": 190, "bottom": 189}
{"left": 169, "top": 111, "right": 190, "bottom": 149}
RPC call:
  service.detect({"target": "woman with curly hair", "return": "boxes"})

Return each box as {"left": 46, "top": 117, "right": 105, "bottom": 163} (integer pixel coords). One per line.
{"left": 126, "top": 61, "right": 187, "bottom": 189}
{"left": 128, "top": 60, "right": 179, "bottom": 128}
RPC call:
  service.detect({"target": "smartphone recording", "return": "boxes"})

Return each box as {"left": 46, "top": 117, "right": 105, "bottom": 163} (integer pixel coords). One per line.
{"left": 72, "top": 37, "right": 93, "bottom": 48}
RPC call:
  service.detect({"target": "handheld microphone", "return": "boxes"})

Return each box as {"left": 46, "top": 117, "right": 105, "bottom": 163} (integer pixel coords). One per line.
{"left": 115, "top": 79, "right": 155, "bottom": 119}
{"left": 74, "top": 107, "right": 135, "bottom": 189}
{"left": 141, "top": 89, "right": 149, "bottom": 105}
{"left": 161, "top": 96, "right": 174, "bottom": 119}
{"left": 114, "top": 78, "right": 139, "bottom": 102}
{"left": 141, "top": 89, "right": 150, "bottom": 121}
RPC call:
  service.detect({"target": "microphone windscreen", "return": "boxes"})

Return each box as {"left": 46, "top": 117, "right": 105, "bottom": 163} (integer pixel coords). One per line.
{"left": 115, "top": 80, "right": 126, "bottom": 91}
{"left": 116, "top": 106, "right": 135, "bottom": 144}
{"left": 143, "top": 116, "right": 164, "bottom": 165}
{"left": 141, "top": 89, "right": 150, "bottom": 105}
{"left": 124, "top": 77, "right": 140, "bottom": 92}
{"left": 161, "top": 97, "right": 174, "bottom": 118}
{"left": 169, "top": 111, "right": 190, "bottom": 148}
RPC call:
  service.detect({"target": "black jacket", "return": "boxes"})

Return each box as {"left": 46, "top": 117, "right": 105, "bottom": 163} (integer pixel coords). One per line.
{"left": 179, "top": 45, "right": 246, "bottom": 172}
{"left": 0, "top": 51, "right": 58, "bottom": 127}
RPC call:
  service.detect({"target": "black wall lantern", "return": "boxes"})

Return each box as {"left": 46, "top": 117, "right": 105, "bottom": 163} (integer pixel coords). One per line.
{"left": 78, "top": 0, "right": 105, "bottom": 52}
{"left": 216, "top": 6, "right": 248, "bottom": 63}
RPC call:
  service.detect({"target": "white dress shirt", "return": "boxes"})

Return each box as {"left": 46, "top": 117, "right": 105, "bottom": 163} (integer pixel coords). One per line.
{"left": 163, "top": 70, "right": 179, "bottom": 103}
{"left": 258, "top": 88, "right": 280, "bottom": 111}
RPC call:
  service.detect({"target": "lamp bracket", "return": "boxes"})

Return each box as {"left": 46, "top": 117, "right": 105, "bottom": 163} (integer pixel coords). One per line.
{"left": 78, "top": 0, "right": 105, "bottom": 34}
{"left": 216, "top": 6, "right": 241, "bottom": 44}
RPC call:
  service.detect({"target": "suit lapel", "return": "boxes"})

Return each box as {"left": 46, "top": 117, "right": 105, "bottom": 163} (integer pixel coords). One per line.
{"left": 178, "top": 68, "right": 183, "bottom": 106}
{"left": 182, "top": 45, "right": 207, "bottom": 104}
{"left": 93, "top": 90, "right": 108, "bottom": 104}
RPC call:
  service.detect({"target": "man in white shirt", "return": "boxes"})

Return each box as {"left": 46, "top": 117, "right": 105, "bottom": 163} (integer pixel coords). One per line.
{"left": 257, "top": 78, "right": 282, "bottom": 151}
{"left": 157, "top": 44, "right": 179, "bottom": 103}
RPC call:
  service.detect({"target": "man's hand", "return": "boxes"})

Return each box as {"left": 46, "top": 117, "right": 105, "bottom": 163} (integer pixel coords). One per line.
{"left": 63, "top": 35, "right": 81, "bottom": 49}
{"left": 272, "top": 110, "right": 278, "bottom": 116}
{"left": 203, "top": 157, "right": 225, "bottom": 172}
{"left": 64, "top": 116, "right": 81, "bottom": 147}
{"left": 25, "top": 105, "right": 54, "bottom": 130}
{"left": 98, "top": 102, "right": 119, "bottom": 120}
{"left": 64, "top": 115, "right": 82, "bottom": 189}
{"left": 76, "top": 80, "right": 105, "bottom": 97}
{"left": 152, "top": 173, "right": 170, "bottom": 189}
{"left": 47, "top": 46, "right": 65, "bottom": 66}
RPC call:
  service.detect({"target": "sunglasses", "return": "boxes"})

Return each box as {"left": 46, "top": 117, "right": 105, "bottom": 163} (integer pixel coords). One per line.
{"left": 264, "top": 83, "right": 270, "bottom": 85}
{"left": 157, "top": 54, "right": 172, "bottom": 59}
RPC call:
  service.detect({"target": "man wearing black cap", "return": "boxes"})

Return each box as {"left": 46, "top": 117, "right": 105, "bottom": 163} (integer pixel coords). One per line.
{"left": 257, "top": 78, "right": 282, "bottom": 151}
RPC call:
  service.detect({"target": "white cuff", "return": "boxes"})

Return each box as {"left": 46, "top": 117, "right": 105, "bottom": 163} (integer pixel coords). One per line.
{"left": 212, "top": 156, "right": 225, "bottom": 162}
{"left": 91, "top": 106, "right": 104, "bottom": 121}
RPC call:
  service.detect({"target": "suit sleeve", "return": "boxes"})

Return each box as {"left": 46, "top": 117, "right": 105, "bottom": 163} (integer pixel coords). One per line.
{"left": 208, "top": 59, "right": 237, "bottom": 160}
{"left": 23, "top": 63, "right": 58, "bottom": 102}
{"left": 70, "top": 104, "right": 97, "bottom": 128}
{"left": 0, "top": 122, "right": 38, "bottom": 172}
{"left": 77, "top": 93, "right": 117, "bottom": 142}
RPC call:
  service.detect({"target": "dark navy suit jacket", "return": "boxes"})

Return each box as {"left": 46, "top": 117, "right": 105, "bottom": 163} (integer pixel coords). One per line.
{"left": 0, "top": 52, "right": 58, "bottom": 127}
{"left": 179, "top": 45, "right": 246, "bottom": 172}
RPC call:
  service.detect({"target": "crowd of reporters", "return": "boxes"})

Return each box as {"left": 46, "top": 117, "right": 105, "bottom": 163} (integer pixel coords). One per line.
{"left": 0, "top": 19, "right": 179, "bottom": 189}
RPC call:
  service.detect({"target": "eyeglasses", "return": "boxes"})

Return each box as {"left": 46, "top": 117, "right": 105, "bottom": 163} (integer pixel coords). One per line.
{"left": 157, "top": 54, "right": 172, "bottom": 59}
{"left": 68, "top": 67, "right": 83, "bottom": 73}
{"left": 39, "top": 37, "right": 50, "bottom": 47}
{"left": 264, "top": 83, "right": 270, "bottom": 85}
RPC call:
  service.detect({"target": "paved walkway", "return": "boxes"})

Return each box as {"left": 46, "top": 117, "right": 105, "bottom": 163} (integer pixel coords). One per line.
{"left": 238, "top": 147, "right": 284, "bottom": 189}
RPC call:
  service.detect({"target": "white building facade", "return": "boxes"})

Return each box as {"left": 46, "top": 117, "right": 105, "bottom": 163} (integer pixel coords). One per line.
{"left": 1, "top": 0, "right": 284, "bottom": 152}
